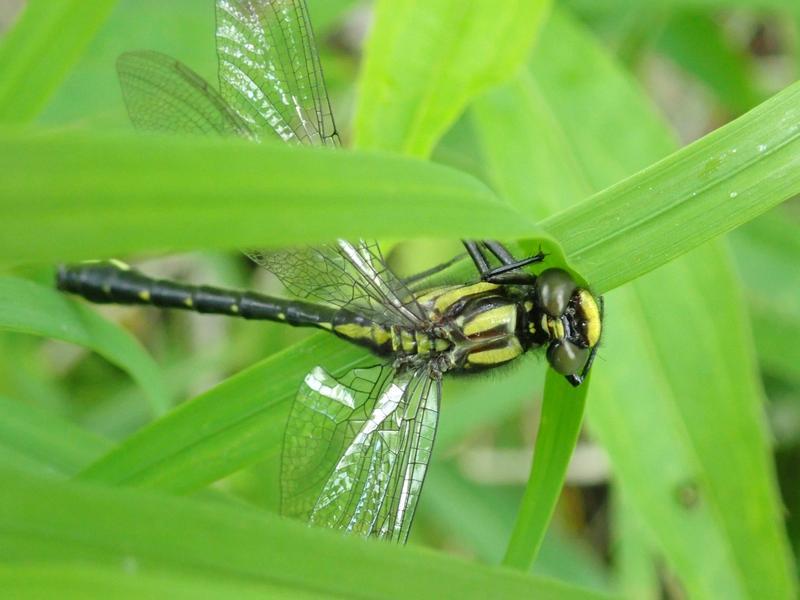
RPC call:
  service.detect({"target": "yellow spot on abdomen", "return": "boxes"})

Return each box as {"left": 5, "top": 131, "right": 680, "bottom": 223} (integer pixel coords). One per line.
{"left": 138, "top": 290, "right": 150, "bottom": 301}
{"left": 372, "top": 324, "right": 391, "bottom": 346}
{"left": 401, "top": 329, "right": 416, "bottom": 352}
{"left": 334, "top": 323, "right": 372, "bottom": 340}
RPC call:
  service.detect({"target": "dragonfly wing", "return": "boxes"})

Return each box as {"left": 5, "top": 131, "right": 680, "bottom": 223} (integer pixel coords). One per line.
{"left": 247, "top": 239, "right": 427, "bottom": 327}
{"left": 117, "top": 50, "right": 254, "bottom": 138}
{"left": 281, "top": 364, "right": 440, "bottom": 543}
{"left": 216, "top": 0, "right": 339, "bottom": 146}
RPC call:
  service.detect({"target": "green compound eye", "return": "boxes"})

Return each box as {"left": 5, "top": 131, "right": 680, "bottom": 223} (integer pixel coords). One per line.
{"left": 547, "top": 340, "right": 590, "bottom": 376}
{"left": 536, "top": 269, "right": 577, "bottom": 316}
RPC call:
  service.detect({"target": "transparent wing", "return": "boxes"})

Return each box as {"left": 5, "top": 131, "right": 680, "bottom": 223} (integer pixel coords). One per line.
{"left": 247, "top": 239, "right": 426, "bottom": 327}
{"left": 117, "top": 50, "right": 254, "bottom": 138}
{"left": 281, "top": 364, "right": 440, "bottom": 543}
{"left": 216, "top": 0, "right": 339, "bottom": 146}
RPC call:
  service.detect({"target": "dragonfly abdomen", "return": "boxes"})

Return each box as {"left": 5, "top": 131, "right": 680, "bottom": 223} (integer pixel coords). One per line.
{"left": 56, "top": 261, "right": 337, "bottom": 327}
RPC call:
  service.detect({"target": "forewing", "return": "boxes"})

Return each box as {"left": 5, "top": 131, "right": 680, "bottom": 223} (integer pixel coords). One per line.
{"left": 216, "top": 0, "right": 339, "bottom": 146}
{"left": 117, "top": 50, "right": 254, "bottom": 138}
{"left": 282, "top": 364, "right": 440, "bottom": 543}
{"left": 247, "top": 240, "right": 426, "bottom": 327}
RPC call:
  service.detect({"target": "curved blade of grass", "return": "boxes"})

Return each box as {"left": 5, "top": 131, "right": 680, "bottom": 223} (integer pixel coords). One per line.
{"left": 1, "top": 467, "right": 611, "bottom": 600}
{"left": 0, "top": 394, "right": 110, "bottom": 476}
{"left": 79, "top": 335, "right": 370, "bottom": 490}
{"left": 502, "top": 370, "right": 588, "bottom": 569}
{"left": 0, "top": 131, "right": 535, "bottom": 264}
{"left": 0, "top": 277, "right": 168, "bottom": 416}
{"left": 470, "top": 10, "right": 796, "bottom": 598}
{"left": 355, "top": 0, "right": 550, "bottom": 157}
{"left": 0, "top": 0, "right": 117, "bottom": 124}
{"left": 541, "top": 70, "right": 800, "bottom": 294}
{"left": 3, "top": 67, "right": 798, "bottom": 281}
{"left": 0, "top": 564, "right": 328, "bottom": 600}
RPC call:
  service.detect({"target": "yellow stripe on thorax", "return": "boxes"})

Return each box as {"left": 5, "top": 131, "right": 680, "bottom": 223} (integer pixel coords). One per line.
{"left": 462, "top": 304, "right": 516, "bottom": 337}
{"left": 432, "top": 282, "right": 499, "bottom": 313}
{"left": 467, "top": 338, "right": 523, "bottom": 366}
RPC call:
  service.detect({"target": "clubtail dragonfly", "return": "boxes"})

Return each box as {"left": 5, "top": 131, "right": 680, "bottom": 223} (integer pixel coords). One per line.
{"left": 57, "top": 0, "right": 603, "bottom": 543}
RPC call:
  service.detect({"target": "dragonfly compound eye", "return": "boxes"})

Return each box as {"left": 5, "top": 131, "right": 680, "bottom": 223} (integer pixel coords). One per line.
{"left": 546, "top": 340, "right": 591, "bottom": 376}
{"left": 535, "top": 269, "right": 577, "bottom": 316}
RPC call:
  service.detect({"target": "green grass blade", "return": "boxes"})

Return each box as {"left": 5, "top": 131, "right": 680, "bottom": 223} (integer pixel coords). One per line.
{"left": 0, "top": 0, "right": 117, "bottom": 124}
{"left": 0, "top": 563, "right": 327, "bottom": 600}
{"left": 0, "top": 467, "right": 612, "bottom": 600}
{"left": 81, "top": 339, "right": 538, "bottom": 501}
{"left": 0, "top": 394, "right": 110, "bottom": 476}
{"left": 468, "top": 9, "right": 796, "bottom": 598}
{"left": 541, "top": 72, "right": 800, "bottom": 294}
{"left": 503, "top": 370, "right": 588, "bottom": 569}
{"left": 0, "top": 277, "right": 168, "bottom": 416}
{"left": 355, "top": 0, "right": 551, "bottom": 157}
{"left": 79, "top": 335, "right": 369, "bottom": 491}
{"left": 0, "top": 131, "right": 534, "bottom": 264}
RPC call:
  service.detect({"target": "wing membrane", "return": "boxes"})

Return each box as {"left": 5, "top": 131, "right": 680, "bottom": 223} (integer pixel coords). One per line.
{"left": 247, "top": 239, "right": 426, "bottom": 327}
{"left": 117, "top": 50, "right": 254, "bottom": 138}
{"left": 281, "top": 364, "right": 440, "bottom": 543}
{"left": 216, "top": 0, "right": 339, "bottom": 146}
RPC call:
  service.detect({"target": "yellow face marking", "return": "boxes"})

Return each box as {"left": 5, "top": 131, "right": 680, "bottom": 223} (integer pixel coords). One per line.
{"left": 463, "top": 305, "right": 516, "bottom": 337}
{"left": 524, "top": 300, "right": 533, "bottom": 312}
{"left": 138, "top": 290, "right": 151, "bottom": 302}
{"left": 578, "top": 289, "right": 602, "bottom": 347}
{"left": 433, "top": 282, "right": 498, "bottom": 313}
{"left": 528, "top": 322, "right": 537, "bottom": 334}
{"left": 434, "top": 338, "right": 450, "bottom": 352}
{"left": 546, "top": 317, "right": 565, "bottom": 340}
{"left": 467, "top": 339, "right": 523, "bottom": 365}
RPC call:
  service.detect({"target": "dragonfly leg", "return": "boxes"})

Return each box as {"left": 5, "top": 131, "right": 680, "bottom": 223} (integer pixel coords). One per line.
{"left": 402, "top": 252, "right": 467, "bottom": 286}
{"left": 462, "top": 240, "right": 546, "bottom": 284}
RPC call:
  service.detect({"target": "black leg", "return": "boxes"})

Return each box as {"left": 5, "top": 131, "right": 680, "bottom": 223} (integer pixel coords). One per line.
{"left": 462, "top": 240, "right": 546, "bottom": 284}
{"left": 463, "top": 240, "right": 491, "bottom": 275}
{"left": 402, "top": 252, "right": 466, "bottom": 286}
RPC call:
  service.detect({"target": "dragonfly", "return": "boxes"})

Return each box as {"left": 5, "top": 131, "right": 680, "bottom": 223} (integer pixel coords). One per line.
{"left": 56, "top": 0, "right": 604, "bottom": 543}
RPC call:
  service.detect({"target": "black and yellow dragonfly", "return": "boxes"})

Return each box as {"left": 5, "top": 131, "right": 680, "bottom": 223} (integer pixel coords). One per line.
{"left": 57, "top": 0, "right": 603, "bottom": 543}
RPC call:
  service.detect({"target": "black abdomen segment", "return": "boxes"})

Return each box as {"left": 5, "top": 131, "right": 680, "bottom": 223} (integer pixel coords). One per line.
{"left": 56, "top": 261, "right": 337, "bottom": 328}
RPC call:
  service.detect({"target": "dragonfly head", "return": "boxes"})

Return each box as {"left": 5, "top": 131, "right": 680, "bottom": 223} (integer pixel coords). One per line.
{"left": 529, "top": 269, "right": 603, "bottom": 386}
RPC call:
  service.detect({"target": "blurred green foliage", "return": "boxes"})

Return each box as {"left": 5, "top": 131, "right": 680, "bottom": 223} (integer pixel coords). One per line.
{"left": 1, "top": 0, "right": 799, "bottom": 598}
